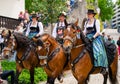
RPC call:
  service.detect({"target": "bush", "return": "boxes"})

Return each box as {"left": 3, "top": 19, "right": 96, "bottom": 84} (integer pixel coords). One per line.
{"left": 1, "top": 61, "right": 47, "bottom": 84}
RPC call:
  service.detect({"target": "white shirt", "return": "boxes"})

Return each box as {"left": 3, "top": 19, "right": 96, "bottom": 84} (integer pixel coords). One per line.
{"left": 83, "top": 19, "right": 100, "bottom": 35}
{"left": 0, "top": 35, "right": 4, "bottom": 43}
{"left": 14, "top": 27, "right": 24, "bottom": 34}
{"left": 25, "top": 22, "right": 44, "bottom": 36}
{"left": 52, "top": 22, "right": 65, "bottom": 38}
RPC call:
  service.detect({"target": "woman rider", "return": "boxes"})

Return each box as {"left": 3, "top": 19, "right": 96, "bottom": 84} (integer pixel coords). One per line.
{"left": 83, "top": 9, "right": 108, "bottom": 72}
{"left": 25, "top": 14, "right": 44, "bottom": 39}
{"left": 52, "top": 12, "right": 68, "bottom": 44}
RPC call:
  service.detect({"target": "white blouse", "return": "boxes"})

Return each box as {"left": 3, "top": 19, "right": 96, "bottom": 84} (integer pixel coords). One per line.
{"left": 25, "top": 22, "right": 44, "bottom": 36}
{"left": 83, "top": 19, "right": 100, "bottom": 35}
{"left": 0, "top": 35, "right": 4, "bottom": 43}
{"left": 52, "top": 22, "right": 65, "bottom": 38}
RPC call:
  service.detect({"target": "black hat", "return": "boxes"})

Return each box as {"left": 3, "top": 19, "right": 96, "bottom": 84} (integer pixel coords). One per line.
{"left": 32, "top": 14, "right": 38, "bottom": 18}
{"left": 87, "top": 9, "right": 96, "bottom": 15}
{"left": 58, "top": 13, "right": 66, "bottom": 18}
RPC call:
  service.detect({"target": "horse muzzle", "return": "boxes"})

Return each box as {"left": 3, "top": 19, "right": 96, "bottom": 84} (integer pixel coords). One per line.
{"left": 63, "top": 45, "right": 72, "bottom": 53}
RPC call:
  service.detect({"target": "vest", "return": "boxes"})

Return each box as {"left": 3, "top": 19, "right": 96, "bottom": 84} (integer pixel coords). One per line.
{"left": 56, "top": 22, "right": 66, "bottom": 38}
{"left": 86, "top": 19, "right": 96, "bottom": 34}
{"left": 29, "top": 22, "right": 39, "bottom": 33}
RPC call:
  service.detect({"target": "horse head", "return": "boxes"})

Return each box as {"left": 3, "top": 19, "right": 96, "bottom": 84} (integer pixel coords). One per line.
{"left": 63, "top": 19, "right": 82, "bottom": 53}
{"left": 1, "top": 30, "right": 16, "bottom": 59}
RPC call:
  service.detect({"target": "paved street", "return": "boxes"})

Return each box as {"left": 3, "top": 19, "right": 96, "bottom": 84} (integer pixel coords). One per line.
{"left": 39, "top": 29, "right": 120, "bottom": 84}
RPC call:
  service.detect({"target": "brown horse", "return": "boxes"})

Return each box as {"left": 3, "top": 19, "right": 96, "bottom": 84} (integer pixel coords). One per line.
{"left": 2, "top": 31, "right": 41, "bottom": 84}
{"left": 62, "top": 20, "right": 118, "bottom": 84}
{"left": 33, "top": 33, "right": 69, "bottom": 84}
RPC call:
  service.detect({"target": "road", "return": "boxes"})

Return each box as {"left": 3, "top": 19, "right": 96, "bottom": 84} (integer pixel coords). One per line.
{"left": 39, "top": 29, "right": 120, "bottom": 84}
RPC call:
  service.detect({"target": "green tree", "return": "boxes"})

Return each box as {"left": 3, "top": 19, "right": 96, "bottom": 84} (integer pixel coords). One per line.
{"left": 86, "top": 0, "right": 114, "bottom": 21}
{"left": 98, "top": 0, "right": 114, "bottom": 21}
{"left": 25, "top": 0, "right": 67, "bottom": 33}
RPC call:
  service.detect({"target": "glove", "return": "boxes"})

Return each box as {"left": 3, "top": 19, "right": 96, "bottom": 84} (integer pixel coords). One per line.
{"left": 89, "top": 37, "right": 95, "bottom": 42}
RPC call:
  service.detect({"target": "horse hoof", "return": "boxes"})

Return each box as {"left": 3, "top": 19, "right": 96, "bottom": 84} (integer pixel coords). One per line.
{"left": 59, "top": 78, "right": 63, "bottom": 83}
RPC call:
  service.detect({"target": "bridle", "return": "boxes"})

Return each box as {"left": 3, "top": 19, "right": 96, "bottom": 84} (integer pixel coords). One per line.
{"left": 63, "top": 25, "right": 85, "bottom": 49}
{"left": 3, "top": 35, "right": 16, "bottom": 53}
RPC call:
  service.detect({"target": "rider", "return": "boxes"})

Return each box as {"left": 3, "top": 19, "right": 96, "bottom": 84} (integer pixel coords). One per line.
{"left": 83, "top": 9, "right": 108, "bottom": 72}
{"left": 25, "top": 14, "right": 44, "bottom": 39}
{"left": 52, "top": 12, "right": 68, "bottom": 44}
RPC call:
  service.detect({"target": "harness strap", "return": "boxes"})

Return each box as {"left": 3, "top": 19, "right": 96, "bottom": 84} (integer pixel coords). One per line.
{"left": 71, "top": 48, "right": 87, "bottom": 72}
{"left": 46, "top": 47, "right": 60, "bottom": 71}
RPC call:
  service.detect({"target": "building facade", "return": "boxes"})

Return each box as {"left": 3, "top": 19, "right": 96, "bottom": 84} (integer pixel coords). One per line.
{"left": 112, "top": 5, "right": 120, "bottom": 29}
{"left": 0, "top": 0, "right": 25, "bottom": 19}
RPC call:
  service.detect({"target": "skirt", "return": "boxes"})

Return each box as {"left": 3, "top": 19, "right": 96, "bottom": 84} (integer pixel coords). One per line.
{"left": 28, "top": 32, "right": 38, "bottom": 39}
{"left": 87, "top": 33, "right": 108, "bottom": 67}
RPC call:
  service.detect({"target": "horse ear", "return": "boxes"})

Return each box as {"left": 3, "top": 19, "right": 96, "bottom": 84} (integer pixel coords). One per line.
{"left": 74, "top": 19, "right": 79, "bottom": 26}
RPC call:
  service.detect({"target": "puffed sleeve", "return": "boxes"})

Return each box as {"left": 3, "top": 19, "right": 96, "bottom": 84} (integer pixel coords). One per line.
{"left": 38, "top": 22, "right": 44, "bottom": 35}
{"left": 52, "top": 23, "right": 57, "bottom": 38}
{"left": 25, "top": 22, "right": 31, "bottom": 36}
{"left": 95, "top": 19, "right": 100, "bottom": 33}
{"left": 83, "top": 21, "right": 87, "bottom": 35}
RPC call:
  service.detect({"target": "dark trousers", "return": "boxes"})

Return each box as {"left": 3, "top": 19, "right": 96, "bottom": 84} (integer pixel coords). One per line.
{"left": 0, "top": 70, "right": 15, "bottom": 84}
{"left": 0, "top": 43, "right": 4, "bottom": 53}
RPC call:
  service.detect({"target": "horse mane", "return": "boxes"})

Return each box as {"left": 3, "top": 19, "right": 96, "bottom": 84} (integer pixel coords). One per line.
{"left": 40, "top": 33, "right": 58, "bottom": 45}
{"left": 13, "top": 33, "right": 32, "bottom": 47}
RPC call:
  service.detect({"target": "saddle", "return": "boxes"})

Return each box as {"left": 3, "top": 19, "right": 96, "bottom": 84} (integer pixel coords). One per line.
{"left": 104, "top": 41, "right": 117, "bottom": 65}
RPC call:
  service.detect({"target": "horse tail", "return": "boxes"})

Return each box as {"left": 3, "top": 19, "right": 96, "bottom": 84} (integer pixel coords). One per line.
{"left": 108, "top": 51, "right": 118, "bottom": 84}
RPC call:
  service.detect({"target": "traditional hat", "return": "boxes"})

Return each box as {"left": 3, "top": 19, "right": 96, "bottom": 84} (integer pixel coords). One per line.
{"left": 58, "top": 12, "right": 67, "bottom": 18}
{"left": 87, "top": 9, "right": 96, "bottom": 15}
{"left": 32, "top": 14, "right": 38, "bottom": 18}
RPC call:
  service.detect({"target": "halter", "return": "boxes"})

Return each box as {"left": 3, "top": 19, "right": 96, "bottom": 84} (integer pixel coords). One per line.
{"left": 37, "top": 35, "right": 61, "bottom": 70}
{"left": 3, "top": 35, "right": 16, "bottom": 53}
{"left": 63, "top": 25, "right": 85, "bottom": 49}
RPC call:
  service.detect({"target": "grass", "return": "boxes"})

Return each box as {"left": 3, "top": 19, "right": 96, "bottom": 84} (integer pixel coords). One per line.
{"left": 1, "top": 60, "right": 47, "bottom": 84}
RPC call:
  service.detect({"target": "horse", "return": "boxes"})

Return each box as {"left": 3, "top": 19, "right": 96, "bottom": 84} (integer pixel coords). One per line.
{"left": 33, "top": 33, "right": 69, "bottom": 84}
{"left": 1, "top": 31, "right": 41, "bottom": 84}
{"left": 62, "top": 20, "right": 118, "bottom": 84}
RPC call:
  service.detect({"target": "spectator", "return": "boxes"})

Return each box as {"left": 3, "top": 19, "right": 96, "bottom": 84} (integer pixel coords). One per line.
{"left": 101, "top": 32, "right": 107, "bottom": 42}
{"left": 14, "top": 25, "right": 23, "bottom": 34}
{"left": 0, "top": 30, "right": 6, "bottom": 53}
{"left": 117, "top": 36, "right": 120, "bottom": 59}
{"left": 0, "top": 59, "right": 15, "bottom": 84}
{"left": 24, "top": 10, "right": 30, "bottom": 22}
{"left": 111, "top": 37, "right": 115, "bottom": 44}
{"left": 18, "top": 11, "right": 24, "bottom": 22}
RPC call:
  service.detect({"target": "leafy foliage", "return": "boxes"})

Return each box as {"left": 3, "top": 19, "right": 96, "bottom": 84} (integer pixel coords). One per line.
{"left": 1, "top": 61, "right": 47, "bottom": 84}
{"left": 25, "top": 0, "right": 67, "bottom": 24}
{"left": 98, "top": 0, "right": 114, "bottom": 21}
{"left": 86, "top": 0, "right": 114, "bottom": 21}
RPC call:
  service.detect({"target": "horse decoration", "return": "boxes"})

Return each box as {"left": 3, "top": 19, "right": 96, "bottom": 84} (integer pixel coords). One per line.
{"left": 62, "top": 20, "right": 118, "bottom": 84}
{"left": 2, "top": 31, "right": 42, "bottom": 84}
{"left": 32, "top": 33, "right": 70, "bottom": 84}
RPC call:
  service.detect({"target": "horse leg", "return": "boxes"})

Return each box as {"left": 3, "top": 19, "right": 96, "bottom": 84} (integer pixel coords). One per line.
{"left": 109, "top": 67, "right": 118, "bottom": 84}
{"left": 102, "top": 72, "right": 108, "bottom": 84}
{"left": 15, "top": 68, "right": 22, "bottom": 84}
{"left": 109, "top": 53, "right": 118, "bottom": 84}
{"left": 30, "top": 68, "right": 35, "bottom": 84}
{"left": 57, "top": 73, "right": 63, "bottom": 83}
{"left": 46, "top": 76, "right": 55, "bottom": 84}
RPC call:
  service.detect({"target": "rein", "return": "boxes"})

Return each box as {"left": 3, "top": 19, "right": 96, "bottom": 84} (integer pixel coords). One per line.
{"left": 73, "top": 44, "right": 85, "bottom": 48}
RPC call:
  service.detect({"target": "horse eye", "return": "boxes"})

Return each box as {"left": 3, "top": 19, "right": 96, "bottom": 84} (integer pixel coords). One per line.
{"left": 73, "top": 31, "right": 76, "bottom": 34}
